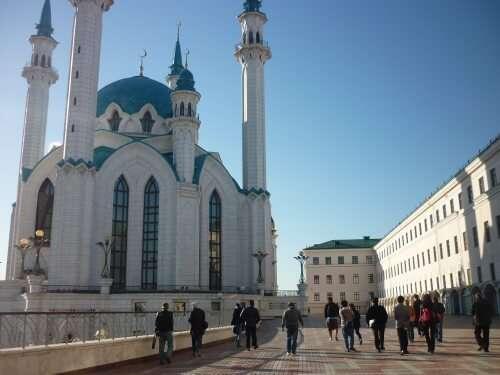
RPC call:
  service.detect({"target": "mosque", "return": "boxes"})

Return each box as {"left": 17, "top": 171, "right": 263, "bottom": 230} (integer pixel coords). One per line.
{"left": 4, "top": 0, "right": 278, "bottom": 310}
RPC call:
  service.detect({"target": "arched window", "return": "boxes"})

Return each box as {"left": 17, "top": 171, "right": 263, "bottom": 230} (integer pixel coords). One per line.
{"left": 242, "top": 32, "right": 247, "bottom": 44}
{"left": 174, "top": 104, "right": 178, "bottom": 117}
{"left": 141, "top": 177, "right": 159, "bottom": 290}
{"left": 48, "top": 57, "right": 51, "bottom": 67}
{"left": 249, "top": 31, "right": 254, "bottom": 44}
{"left": 108, "top": 110, "right": 121, "bottom": 132}
{"left": 111, "top": 176, "right": 129, "bottom": 290}
{"left": 41, "top": 55, "right": 46, "bottom": 67}
{"left": 180, "top": 102, "right": 185, "bottom": 116}
{"left": 35, "top": 179, "right": 54, "bottom": 243}
{"left": 209, "top": 191, "right": 222, "bottom": 291}
{"left": 140, "top": 111, "right": 155, "bottom": 133}
{"left": 34, "top": 54, "right": 39, "bottom": 66}
{"left": 188, "top": 103, "right": 192, "bottom": 117}
{"left": 256, "top": 32, "right": 261, "bottom": 44}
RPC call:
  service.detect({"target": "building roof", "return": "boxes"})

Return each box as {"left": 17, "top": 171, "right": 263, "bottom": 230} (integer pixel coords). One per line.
{"left": 36, "top": 0, "right": 53, "bottom": 38}
{"left": 96, "top": 76, "right": 173, "bottom": 118}
{"left": 243, "top": 0, "right": 262, "bottom": 13}
{"left": 305, "top": 237, "right": 380, "bottom": 250}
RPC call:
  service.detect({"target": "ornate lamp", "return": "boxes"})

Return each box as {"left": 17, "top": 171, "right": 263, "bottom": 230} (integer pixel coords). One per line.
{"left": 96, "top": 237, "right": 114, "bottom": 279}
{"left": 293, "top": 251, "right": 309, "bottom": 285}
{"left": 32, "top": 229, "right": 49, "bottom": 275}
{"left": 252, "top": 250, "right": 268, "bottom": 284}
{"left": 15, "top": 238, "right": 32, "bottom": 278}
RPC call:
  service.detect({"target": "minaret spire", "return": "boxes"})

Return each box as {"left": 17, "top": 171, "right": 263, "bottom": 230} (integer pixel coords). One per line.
{"left": 166, "top": 22, "right": 185, "bottom": 89}
{"left": 36, "top": 0, "right": 54, "bottom": 38}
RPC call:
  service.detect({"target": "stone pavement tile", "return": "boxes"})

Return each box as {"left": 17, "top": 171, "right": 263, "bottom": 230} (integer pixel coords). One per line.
{"left": 76, "top": 316, "right": 500, "bottom": 375}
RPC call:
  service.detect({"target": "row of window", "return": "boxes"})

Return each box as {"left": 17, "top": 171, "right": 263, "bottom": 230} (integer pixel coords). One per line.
{"left": 311, "top": 255, "right": 373, "bottom": 265}
{"left": 107, "top": 110, "right": 157, "bottom": 133}
{"left": 313, "top": 291, "right": 375, "bottom": 303}
{"left": 242, "top": 30, "right": 263, "bottom": 45}
{"left": 31, "top": 53, "right": 52, "bottom": 68}
{"left": 313, "top": 273, "right": 375, "bottom": 285}
{"left": 379, "top": 167, "right": 498, "bottom": 260}
{"left": 382, "top": 264, "right": 497, "bottom": 298}
{"left": 33, "top": 177, "right": 223, "bottom": 291}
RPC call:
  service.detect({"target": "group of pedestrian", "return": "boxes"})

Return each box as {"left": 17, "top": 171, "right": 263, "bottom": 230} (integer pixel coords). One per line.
{"left": 232, "top": 299, "right": 262, "bottom": 350}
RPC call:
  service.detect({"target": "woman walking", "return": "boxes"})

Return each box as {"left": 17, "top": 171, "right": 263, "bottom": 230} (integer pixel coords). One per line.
{"left": 349, "top": 303, "right": 362, "bottom": 345}
{"left": 419, "top": 294, "right": 436, "bottom": 354}
{"left": 406, "top": 298, "right": 415, "bottom": 343}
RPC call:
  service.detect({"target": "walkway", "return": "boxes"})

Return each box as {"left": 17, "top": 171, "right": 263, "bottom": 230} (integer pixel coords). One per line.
{"left": 77, "top": 316, "right": 500, "bottom": 375}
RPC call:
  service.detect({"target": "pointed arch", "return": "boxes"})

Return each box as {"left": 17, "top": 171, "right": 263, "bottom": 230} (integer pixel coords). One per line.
{"left": 41, "top": 55, "right": 46, "bottom": 67}
{"left": 180, "top": 102, "right": 185, "bottom": 116}
{"left": 141, "top": 177, "right": 159, "bottom": 290}
{"left": 188, "top": 103, "right": 192, "bottom": 117}
{"left": 140, "top": 111, "right": 155, "bottom": 133}
{"left": 249, "top": 31, "right": 254, "bottom": 44}
{"left": 35, "top": 178, "right": 54, "bottom": 243}
{"left": 256, "top": 31, "right": 261, "bottom": 44}
{"left": 209, "top": 190, "right": 222, "bottom": 291}
{"left": 108, "top": 110, "right": 121, "bottom": 132}
{"left": 111, "top": 175, "right": 129, "bottom": 290}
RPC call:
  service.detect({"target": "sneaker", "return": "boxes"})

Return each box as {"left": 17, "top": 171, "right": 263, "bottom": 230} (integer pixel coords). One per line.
{"left": 484, "top": 349, "right": 490, "bottom": 353}
{"left": 400, "top": 351, "right": 405, "bottom": 356}
{"left": 292, "top": 352, "right": 297, "bottom": 356}
{"left": 286, "top": 352, "right": 291, "bottom": 357}
{"left": 381, "top": 347, "right": 386, "bottom": 351}
{"left": 377, "top": 348, "right": 382, "bottom": 353}
{"left": 335, "top": 336, "right": 339, "bottom": 341}
{"left": 350, "top": 348, "right": 357, "bottom": 352}
{"left": 478, "top": 347, "right": 483, "bottom": 351}
{"left": 254, "top": 345, "right": 259, "bottom": 349}
{"left": 403, "top": 350, "right": 409, "bottom": 355}
{"left": 329, "top": 337, "right": 333, "bottom": 342}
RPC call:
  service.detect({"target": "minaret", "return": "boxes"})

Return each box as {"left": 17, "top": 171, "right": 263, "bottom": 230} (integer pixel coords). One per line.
{"left": 62, "top": 0, "right": 113, "bottom": 163}
{"left": 49, "top": 0, "right": 113, "bottom": 288}
{"left": 20, "top": 0, "right": 58, "bottom": 178}
{"left": 166, "top": 25, "right": 184, "bottom": 90}
{"left": 235, "top": 0, "right": 271, "bottom": 191}
{"left": 170, "top": 63, "right": 201, "bottom": 183}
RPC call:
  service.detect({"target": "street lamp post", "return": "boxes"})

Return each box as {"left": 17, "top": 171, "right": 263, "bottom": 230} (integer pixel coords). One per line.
{"left": 32, "top": 229, "right": 49, "bottom": 276}
{"left": 252, "top": 250, "right": 268, "bottom": 286}
{"left": 294, "top": 251, "right": 309, "bottom": 297}
{"left": 14, "top": 238, "right": 32, "bottom": 279}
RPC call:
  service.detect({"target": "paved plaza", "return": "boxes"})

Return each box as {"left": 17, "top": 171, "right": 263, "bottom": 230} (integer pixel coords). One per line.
{"left": 76, "top": 316, "right": 500, "bottom": 375}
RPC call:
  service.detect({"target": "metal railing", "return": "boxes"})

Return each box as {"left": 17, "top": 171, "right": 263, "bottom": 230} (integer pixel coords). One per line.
{"left": 0, "top": 310, "right": 230, "bottom": 350}
{"left": 45, "top": 285, "right": 260, "bottom": 295}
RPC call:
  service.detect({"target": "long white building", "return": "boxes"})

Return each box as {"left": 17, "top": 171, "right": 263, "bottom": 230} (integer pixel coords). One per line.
{"left": 375, "top": 135, "right": 500, "bottom": 315}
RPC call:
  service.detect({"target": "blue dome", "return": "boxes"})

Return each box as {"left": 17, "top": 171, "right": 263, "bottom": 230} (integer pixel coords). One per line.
{"left": 176, "top": 69, "right": 196, "bottom": 91}
{"left": 97, "top": 76, "right": 173, "bottom": 118}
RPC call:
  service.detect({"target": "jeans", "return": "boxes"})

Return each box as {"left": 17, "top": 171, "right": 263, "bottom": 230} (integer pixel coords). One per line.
{"left": 158, "top": 331, "right": 173, "bottom": 363}
{"left": 435, "top": 320, "right": 443, "bottom": 342}
{"left": 474, "top": 325, "right": 490, "bottom": 350}
{"left": 407, "top": 323, "right": 415, "bottom": 342}
{"left": 286, "top": 326, "right": 299, "bottom": 354}
{"left": 423, "top": 323, "right": 436, "bottom": 353}
{"left": 246, "top": 325, "right": 258, "bottom": 349}
{"left": 354, "top": 326, "right": 362, "bottom": 342}
{"left": 191, "top": 332, "right": 203, "bottom": 354}
{"left": 397, "top": 327, "right": 408, "bottom": 352}
{"left": 372, "top": 325, "right": 386, "bottom": 350}
{"left": 342, "top": 322, "right": 354, "bottom": 350}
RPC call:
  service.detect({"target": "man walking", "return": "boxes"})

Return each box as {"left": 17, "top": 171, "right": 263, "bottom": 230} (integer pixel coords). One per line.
{"left": 340, "top": 300, "right": 356, "bottom": 352}
{"left": 350, "top": 303, "right": 363, "bottom": 345}
{"left": 432, "top": 295, "right": 445, "bottom": 343}
{"left": 472, "top": 292, "right": 494, "bottom": 352}
{"left": 366, "top": 298, "right": 388, "bottom": 352}
{"left": 188, "top": 302, "right": 207, "bottom": 357}
{"left": 155, "top": 303, "right": 174, "bottom": 364}
{"left": 412, "top": 294, "right": 422, "bottom": 336}
{"left": 394, "top": 296, "right": 410, "bottom": 355}
{"left": 241, "top": 299, "right": 261, "bottom": 350}
{"left": 282, "top": 302, "right": 304, "bottom": 356}
{"left": 324, "top": 297, "right": 340, "bottom": 341}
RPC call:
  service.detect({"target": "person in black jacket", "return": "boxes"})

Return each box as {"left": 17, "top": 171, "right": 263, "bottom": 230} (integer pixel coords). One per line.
{"left": 188, "top": 302, "right": 207, "bottom": 357}
{"left": 231, "top": 303, "right": 243, "bottom": 348}
{"left": 412, "top": 294, "right": 422, "bottom": 336}
{"left": 324, "top": 297, "right": 340, "bottom": 341}
{"left": 432, "top": 295, "right": 445, "bottom": 343}
{"left": 350, "top": 303, "right": 363, "bottom": 345}
{"left": 366, "top": 298, "right": 388, "bottom": 352}
{"left": 155, "top": 303, "right": 174, "bottom": 364}
{"left": 472, "top": 292, "right": 494, "bottom": 352}
{"left": 240, "top": 299, "right": 261, "bottom": 350}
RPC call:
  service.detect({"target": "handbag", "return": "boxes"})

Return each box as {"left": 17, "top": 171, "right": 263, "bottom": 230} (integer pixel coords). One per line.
{"left": 151, "top": 335, "right": 157, "bottom": 349}
{"left": 369, "top": 319, "right": 376, "bottom": 328}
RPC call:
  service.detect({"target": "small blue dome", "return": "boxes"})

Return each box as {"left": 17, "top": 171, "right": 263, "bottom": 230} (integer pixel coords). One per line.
{"left": 97, "top": 76, "right": 173, "bottom": 118}
{"left": 176, "top": 69, "right": 196, "bottom": 91}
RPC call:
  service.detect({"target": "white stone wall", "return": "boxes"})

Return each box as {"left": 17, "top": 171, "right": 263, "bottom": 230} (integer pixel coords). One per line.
{"left": 375, "top": 140, "right": 500, "bottom": 301}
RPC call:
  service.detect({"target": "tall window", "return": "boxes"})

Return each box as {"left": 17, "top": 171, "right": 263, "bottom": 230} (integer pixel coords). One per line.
{"left": 312, "top": 257, "right": 319, "bottom": 265}
{"left": 368, "top": 273, "right": 374, "bottom": 283}
{"left": 446, "top": 240, "right": 451, "bottom": 257}
{"left": 108, "top": 110, "right": 121, "bottom": 132}
{"left": 366, "top": 255, "right": 373, "bottom": 264}
{"left": 187, "top": 103, "right": 192, "bottom": 117}
{"left": 477, "top": 266, "right": 483, "bottom": 283}
{"left": 325, "top": 257, "right": 331, "bottom": 265}
{"left": 353, "top": 274, "right": 360, "bottom": 284}
{"left": 490, "top": 168, "right": 497, "bottom": 188}
{"left": 490, "top": 263, "right": 496, "bottom": 281}
{"left": 35, "top": 179, "right": 54, "bottom": 243}
{"left": 209, "top": 191, "right": 222, "bottom": 291}
{"left": 313, "top": 275, "right": 320, "bottom": 284}
{"left": 338, "top": 256, "right": 344, "bottom": 265}
{"left": 180, "top": 102, "right": 185, "bottom": 116}
{"left": 314, "top": 293, "right": 320, "bottom": 302}
{"left": 353, "top": 292, "right": 360, "bottom": 301}
{"left": 442, "top": 204, "right": 447, "bottom": 218}
{"left": 463, "top": 231, "right": 468, "bottom": 251}
{"left": 352, "top": 256, "right": 358, "bottom": 264}
{"left": 472, "top": 226, "right": 479, "bottom": 247}
{"left": 484, "top": 221, "right": 491, "bottom": 243}
{"left": 340, "top": 291, "right": 346, "bottom": 301}
{"left": 467, "top": 185, "right": 473, "bottom": 204}
{"left": 454, "top": 236, "right": 459, "bottom": 254}
{"left": 140, "top": 111, "right": 155, "bottom": 133}
{"left": 326, "top": 275, "right": 332, "bottom": 284}
{"left": 141, "top": 177, "right": 159, "bottom": 290}
{"left": 111, "top": 176, "right": 129, "bottom": 290}
{"left": 458, "top": 192, "right": 463, "bottom": 209}
{"left": 339, "top": 275, "right": 345, "bottom": 284}
{"left": 479, "top": 177, "right": 485, "bottom": 194}
{"left": 450, "top": 199, "right": 455, "bottom": 213}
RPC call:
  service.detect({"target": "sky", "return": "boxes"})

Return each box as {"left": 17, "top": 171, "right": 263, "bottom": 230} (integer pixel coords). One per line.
{"left": 0, "top": 0, "right": 499, "bottom": 289}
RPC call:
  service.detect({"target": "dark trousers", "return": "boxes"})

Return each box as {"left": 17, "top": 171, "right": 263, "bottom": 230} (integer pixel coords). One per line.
{"left": 435, "top": 320, "right": 443, "bottom": 342}
{"left": 372, "top": 325, "right": 385, "bottom": 350}
{"left": 423, "top": 323, "right": 436, "bottom": 353}
{"left": 158, "top": 331, "right": 173, "bottom": 363}
{"left": 397, "top": 327, "right": 409, "bottom": 352}
{"left": 408, "top": 323, "right": 415, "bottom": 342}
{"left": 474, "top": 325, "right": 490, "bottom": 350}
{"left": 354, "top": 326, "right": 362, "bottom": 340}
{"left": 191, "top": 332, "right": 203, "bottom": 353}
{"left": 246, "top": 325, "right": 258, "bottom": 349}
{"left": 286, "top": 325, "right": 299, "bottom": 354}
{"left": 342, "top": 323, "right": 355, "bottom": 350}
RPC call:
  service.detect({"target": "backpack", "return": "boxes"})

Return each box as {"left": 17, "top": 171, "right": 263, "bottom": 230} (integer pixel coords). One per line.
{"left": 420, "top": 307, "right": 433, "bottom": 324}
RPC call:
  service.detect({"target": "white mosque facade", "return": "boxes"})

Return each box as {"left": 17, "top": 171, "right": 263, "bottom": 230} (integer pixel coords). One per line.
{"left": 3, "top": 0, "right": 279, "bottom": 310}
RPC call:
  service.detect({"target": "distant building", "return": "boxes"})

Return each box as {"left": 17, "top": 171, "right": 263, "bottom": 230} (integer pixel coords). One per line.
{"left": 304, "top": 237, "right": 379, "bottom": 314}
{"left": 375, "top": 135, "right": 500, "bottom": 315}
